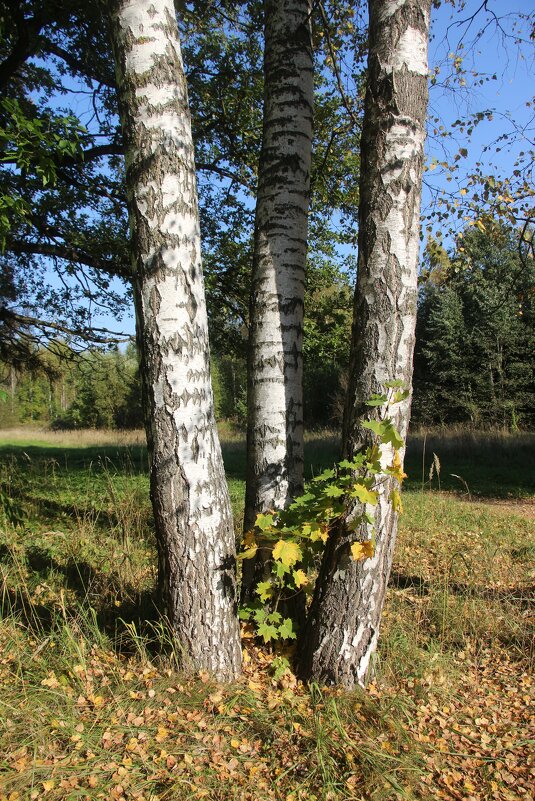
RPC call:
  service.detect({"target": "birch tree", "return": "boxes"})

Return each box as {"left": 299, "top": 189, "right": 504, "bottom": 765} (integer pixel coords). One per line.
{"left": 107, "top": 0, "right": 241, "bottom": 680}
{"left": 299, "top": 0, "right": 431, "bottom": 688}
{"left": 243, "top": 0, "right": 314, "bottom": 577}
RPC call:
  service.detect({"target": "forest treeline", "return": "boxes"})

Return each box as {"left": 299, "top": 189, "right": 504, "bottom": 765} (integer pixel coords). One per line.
{"left": 2, "top": 221, "right": 533, "bottom": 432}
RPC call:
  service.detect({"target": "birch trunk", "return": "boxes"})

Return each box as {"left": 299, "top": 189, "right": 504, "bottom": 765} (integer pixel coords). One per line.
{"left": 242, "top": 0, "right": 313, "bottom": 595}
{"left": 107, "top": 0, "right": 241, "bottom": 680}
{"left": 299, "top": 0, "right": 430, "bottom": 688}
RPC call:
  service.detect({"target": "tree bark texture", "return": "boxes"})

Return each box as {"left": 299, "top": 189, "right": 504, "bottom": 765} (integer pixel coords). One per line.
{"left": 243, "top": 0, "right": 313, "bottom": 545}
{"left": 108, "top": 0, "right": 241, "bottom": 680}
{"left": 299, "top": 0, "right": 430, "bottom": 688}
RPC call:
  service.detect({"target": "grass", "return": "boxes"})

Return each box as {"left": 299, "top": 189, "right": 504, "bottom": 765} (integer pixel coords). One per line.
{"left": 406, "top": 428, "right": 535, "bottom": 498}
{"left": 0, "top": 426, "right": 533, "bottom": 800}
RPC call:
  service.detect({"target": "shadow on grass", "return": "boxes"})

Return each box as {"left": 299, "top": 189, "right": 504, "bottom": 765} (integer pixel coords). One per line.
{"left": 4, "top": 486, "right": 139, "bottom": 532}
{"left": 4, "top": 429, "right": 532, "bottom": 499}
{"left": 405, "top": 430, "right": 535, "bottom": 498}
{"left": 0, "top": 442, "right": 148, "bottom": 472}
{"left": 0, "top": 543, "right": 163, "bottom": 657}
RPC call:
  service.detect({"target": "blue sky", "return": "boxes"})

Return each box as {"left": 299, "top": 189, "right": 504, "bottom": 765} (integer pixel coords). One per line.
{"left": 423, "top": 0, "right": 534, "bottom": 242}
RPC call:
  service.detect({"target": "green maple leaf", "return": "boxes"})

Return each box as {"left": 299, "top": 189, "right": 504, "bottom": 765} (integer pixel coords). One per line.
{"left": 365, "top": 394, "right": 388, "bottom": 406}
{"left": 255, "top": 581, "right": 273, "bottom": 602}
{"left": 255, "top": 513, "right": 275, "bottom": 531}
{"left": 362, "top": 419, "right": 385, "bottom": 436}
{"left": 313, "top": 468, "right": 336, "bottom": 482}
{"left": 324, "top": 484, "right": 344, "bottom": 498}
{"left": 257, "top": 621, "right": 279, "bottom": 643}
{"left": 382, "top": 421, "right": 404, "bottom": 449}
{"left": 278, "top": 618, "right": 296, "bottom": 640}
{"left": 351, "top": 484, "right": 378, "bottom": 505}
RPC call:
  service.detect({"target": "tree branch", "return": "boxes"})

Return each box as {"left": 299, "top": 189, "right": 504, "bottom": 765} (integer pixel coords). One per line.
{"left": 7, "top": 239, "right": 130, "bottom": 279}
{"left": 10, "top": 310, "right": 132, "bottom": 345}
{"left": 196, "top": 161, "right": 255, "bottom": 191}
{"left": 0, "top": 1, "right": 47, "bottom": 89}
{"left": 44, "top": 40, "right": 116, "bottom": 87}
{"left": 317, "top": 1, "right": 361, "bottom": 127}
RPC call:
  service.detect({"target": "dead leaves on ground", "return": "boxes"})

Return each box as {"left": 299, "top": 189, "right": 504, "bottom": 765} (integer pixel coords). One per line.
{"left": 0, "top": 629, "right": 533, "bottom": 801}
{"left": 1, "top": 493, "right": 533, "bottom": 801}
{"left": 414, "top": 647, "right": 534, "bottom": 800}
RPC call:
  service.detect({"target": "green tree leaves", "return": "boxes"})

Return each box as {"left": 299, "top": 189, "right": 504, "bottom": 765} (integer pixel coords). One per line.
{"left": 240, "top": 387, "right": 409, "bottom": 644}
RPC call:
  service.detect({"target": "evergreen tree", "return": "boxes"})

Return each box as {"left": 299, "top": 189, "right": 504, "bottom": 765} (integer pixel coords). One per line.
{"left": 413, "top": 223, "right": 535, "bottom": 428}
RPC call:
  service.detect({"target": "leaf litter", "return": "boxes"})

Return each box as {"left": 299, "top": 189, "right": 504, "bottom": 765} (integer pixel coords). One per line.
{"left": 0, "top": 491, "right": 533, "bottom": 800}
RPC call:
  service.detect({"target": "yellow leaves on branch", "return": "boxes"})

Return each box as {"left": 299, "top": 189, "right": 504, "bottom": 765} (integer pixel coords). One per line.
{"left": 350, "top": 541, "right": 374, "bottom": 561}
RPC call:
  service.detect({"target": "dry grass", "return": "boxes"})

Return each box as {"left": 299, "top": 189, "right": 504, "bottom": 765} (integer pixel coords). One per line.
{"left": 0, "top": 427, "right": 147, "bottom": 448}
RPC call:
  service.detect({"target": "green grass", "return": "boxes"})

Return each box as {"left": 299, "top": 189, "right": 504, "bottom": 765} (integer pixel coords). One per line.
{"left": 0, "top": 426, "right": 533, "bottom": 801}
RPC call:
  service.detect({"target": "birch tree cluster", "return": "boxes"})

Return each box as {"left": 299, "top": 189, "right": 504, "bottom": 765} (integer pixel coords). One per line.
{"left": 1, "top": 0, "right": 532, "bottom": 685}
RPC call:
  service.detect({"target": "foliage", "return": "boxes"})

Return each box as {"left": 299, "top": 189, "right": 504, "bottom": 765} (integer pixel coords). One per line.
{"left": 413, "top": 222, "right": 535, "bottom": 428}
{"left": 302, "top": 259, "right": 353, "bottom": 426}
{"left": 0, "top": 0, "right": 365, "bottom": 375}
{"left": 0, "top": 343, "right": 143, "bottom": 430}
{"left": 423, "top": 4, "right": 534, "bottom": 251}
{"left": 0, "top": 0, "right": 131, "bottom": 361}
{"left": 239, "top": 385, "right": 409, "bottom": 642}
{"left": 211, "top": 354, "right": 248, "bottom": 425}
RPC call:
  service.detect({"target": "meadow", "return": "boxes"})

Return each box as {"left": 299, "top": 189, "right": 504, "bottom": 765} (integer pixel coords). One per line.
{"left": 0, "top": 426, "right": 533, "bottom": 801}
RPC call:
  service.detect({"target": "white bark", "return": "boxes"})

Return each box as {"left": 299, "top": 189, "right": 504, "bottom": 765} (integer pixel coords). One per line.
{"left": 108, "top": 0, "right": 241, "bottom": 680}
{"left": 299, "top": 0, "right": 431, "bottom": 688}
{"left": 244, "top": 0, "right": 314, "bottom": 537}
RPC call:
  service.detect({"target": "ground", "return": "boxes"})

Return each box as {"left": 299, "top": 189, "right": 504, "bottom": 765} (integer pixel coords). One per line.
{"left": 0, "top": 428, "right": 533, "bottom": 801}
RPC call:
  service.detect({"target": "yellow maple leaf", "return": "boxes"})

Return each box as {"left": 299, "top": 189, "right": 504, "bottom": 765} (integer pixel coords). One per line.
{"left": 389, "top": 450, "right": 407, "bottom": 483}
{"left": 272, "top": 539, "right": 302, "bottom": 567}
{"left": 292, "top": 569, "right": 308, "bottom": 588}
{"left": 42, "top": 781, "right": 56, "bottom": 793}
{"left": 350, "top": 541, "right": 374, "bottom": 561}
{"left": 390, "top": 488, "right": 403, "bottom": 513}
{"left": 237, "top": 545, "right": 258, "bottom": 561}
